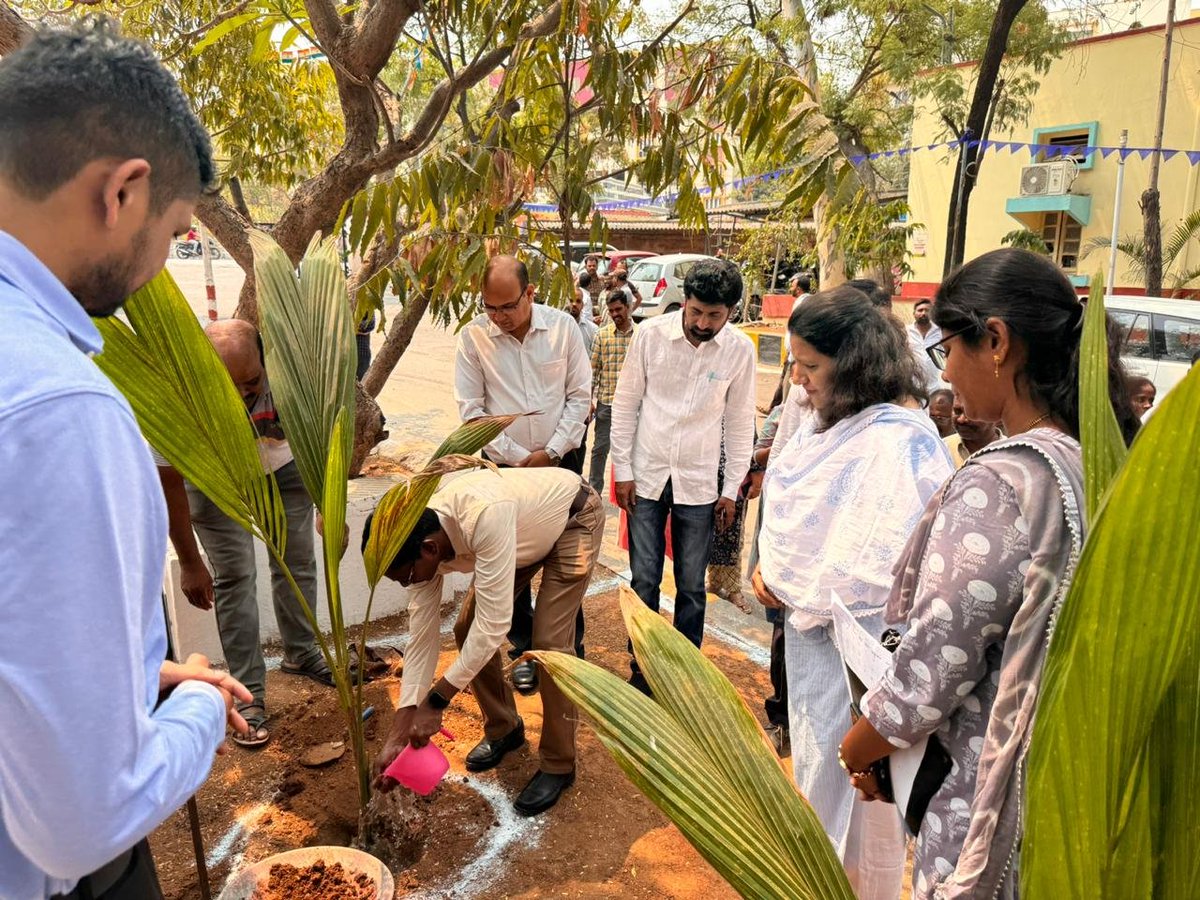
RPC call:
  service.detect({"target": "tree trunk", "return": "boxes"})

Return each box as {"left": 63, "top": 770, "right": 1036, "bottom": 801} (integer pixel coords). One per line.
{"left": 350, "top": 383, "right": 386, "bottom": 477}
{"left": 942, "top": 0, "right": 1028, "bottom": 275}
{"left": 348, "top": 293, "right": 431, "bottom": 475}
{"left": 813, "top": 197, "right": 846, "bottom": 288}
{"left": 1141, "top": 188, "right": 1163, "bottom": 295}
{"left": 779, "top": 0, "right": 848, "bottom": 289}
{"left": 0, "top": 1, "right": 31, "bottom": 55}
{"left": 361, "top": 292, "right": 431, "bottom": 397}
{"left": 1142, "top": 0, "right": 1176, "bottom": 297}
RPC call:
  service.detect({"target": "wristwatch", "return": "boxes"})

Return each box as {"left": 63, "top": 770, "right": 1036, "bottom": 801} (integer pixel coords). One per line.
{"left": 545, "top": 447, "right": 562, "bottom": 464}
{"left": 425, "top": 687, "right": 451, "bottom": 710}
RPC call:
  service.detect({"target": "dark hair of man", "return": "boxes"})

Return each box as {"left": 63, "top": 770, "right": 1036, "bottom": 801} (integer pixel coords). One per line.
{"left": 929, "top": 387, "right": 954, "bottom": 407}
{"left": 360, "top": 508, "right": 443, "bottom": 569}
{"left": 788, "top": 285, "right": 926, "bottom": 429}
{"left": 847, "top": 278, "right": 892, "bottom": 310}
{"left": 933, "top": 248, "right": 1139, "bottom": 444}
{"left": 684, "top": 258, "right": 743, "bottom": 308}
{"left": 797, "top": 274, "right": 812, "bottom": 293}
{"left": 578, "top": 272, "right": 593, "bottom": 290}
{"left": 483, "top": 255, "right": 529, "bottom": 291}
{"left": 914, "top": 298, "right": 932, "bottom": 311}
{"left": 606, "top": 291, "right": 630, "bottom": 310}
{"left": 1125, "top": 374, "right": 1155, "bottom": 394}
{"left": 0, "top": 19, "right": 215, "bottom": 211}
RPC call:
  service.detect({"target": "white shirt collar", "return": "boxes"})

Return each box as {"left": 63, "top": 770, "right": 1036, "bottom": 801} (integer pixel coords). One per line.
{"left": 667, "top": 307, "right": 736, "bottom": 347}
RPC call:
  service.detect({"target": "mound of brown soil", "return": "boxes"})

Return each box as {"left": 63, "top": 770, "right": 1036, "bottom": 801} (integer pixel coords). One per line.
{"left": 251, "top": 860, "right": 375, "bottom": 900}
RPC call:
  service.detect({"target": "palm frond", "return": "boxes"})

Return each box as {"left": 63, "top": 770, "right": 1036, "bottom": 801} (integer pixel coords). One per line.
{"left": 362, "top": 413, "right": 521, "bottom": 588}
{"left": 94, "top": 271, "right": 286, "bottom": 549}
{"left": 250, "top": 230, "right": 356, "bottom": 516}
{"left": 530, "top": 588, "right": 855, "bottom": 900}
{"left": 1162, "top": 207, "right": 1200, "bottom": 271}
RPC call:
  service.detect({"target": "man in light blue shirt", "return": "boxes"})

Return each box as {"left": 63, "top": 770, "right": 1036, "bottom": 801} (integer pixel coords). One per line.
{"left": 0, "top": 22, "right": 250, "bottom": 899}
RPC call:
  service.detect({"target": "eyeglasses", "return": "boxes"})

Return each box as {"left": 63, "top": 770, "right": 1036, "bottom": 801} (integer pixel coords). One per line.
{"left": 482, "top": 290, "right": 526, "bottom": 318}
{"left": 926, "top": 330, "right": 965, "bottom": 371}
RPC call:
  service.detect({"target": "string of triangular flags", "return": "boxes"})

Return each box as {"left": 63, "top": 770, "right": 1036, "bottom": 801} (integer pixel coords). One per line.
{"left": 521, "top": 136, "right": 1200, "bottom": 214}
{"left": 522, "top": 169, "right": 795, "bottom": 213}
{"left": 848, "top": 137, "right": 1200, "bottom": 166}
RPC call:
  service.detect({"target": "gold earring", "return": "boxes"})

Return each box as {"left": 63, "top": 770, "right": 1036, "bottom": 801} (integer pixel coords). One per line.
{"left": 993, "top": 355, "right": 1001, "bottom": 379}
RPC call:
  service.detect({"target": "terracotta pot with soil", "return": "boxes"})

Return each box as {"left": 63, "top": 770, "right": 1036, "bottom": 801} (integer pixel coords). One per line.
{"left": 217, "top": 846, "right": 394, "bottom": 900}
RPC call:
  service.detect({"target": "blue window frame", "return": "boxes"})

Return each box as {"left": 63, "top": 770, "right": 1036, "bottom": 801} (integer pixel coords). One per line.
{"left": 1032, "top": 121, "right": 1100, "bottom": 170}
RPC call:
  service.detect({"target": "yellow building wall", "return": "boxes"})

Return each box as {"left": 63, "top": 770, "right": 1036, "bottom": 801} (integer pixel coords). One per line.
{"left": 905, "top": 19, "right": 1200, "bottom": 296}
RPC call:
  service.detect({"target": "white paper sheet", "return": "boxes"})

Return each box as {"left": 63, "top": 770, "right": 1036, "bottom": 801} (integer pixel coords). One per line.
{"left": 829, "top": 591, "right": 926, "bottom": 817}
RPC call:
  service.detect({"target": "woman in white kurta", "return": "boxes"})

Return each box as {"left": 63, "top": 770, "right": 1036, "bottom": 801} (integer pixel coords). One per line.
{"left": 752, "top": 286, "right": 955, "bottom": 899}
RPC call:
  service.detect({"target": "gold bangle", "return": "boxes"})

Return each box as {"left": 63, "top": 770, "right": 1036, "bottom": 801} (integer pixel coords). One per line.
{"left": 837, "top": 747, "right": 872, "bottom": 779}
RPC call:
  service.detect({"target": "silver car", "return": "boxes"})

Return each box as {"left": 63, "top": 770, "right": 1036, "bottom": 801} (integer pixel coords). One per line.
{"left": 627, "top": 253, "right": 717, "bottom": 319}
{"left": 1107, "top": 295, "right": 1200, "bottom": 399}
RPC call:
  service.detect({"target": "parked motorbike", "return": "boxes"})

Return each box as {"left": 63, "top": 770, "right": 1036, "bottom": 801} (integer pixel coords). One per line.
{"left": 174, "top": 239, "right": 223, "bottom": 260}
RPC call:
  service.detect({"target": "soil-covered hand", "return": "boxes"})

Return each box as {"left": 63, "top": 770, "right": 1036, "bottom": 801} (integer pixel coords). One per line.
{"left": 407, "top": 703, "right": 444, "bottom": 749}
{"left": 373, "top": 706, "right": 417, "bottom": 790}
{"left": 159, "top": 654, "right": 252, "bottom": 750}
{"left": 180, "top": 558, "right": 214, "bottom": 610}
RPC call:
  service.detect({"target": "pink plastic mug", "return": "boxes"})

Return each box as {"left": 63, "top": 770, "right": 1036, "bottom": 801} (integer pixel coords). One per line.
{"left": 384, "top": 728, "right": 455, "bottom": 796}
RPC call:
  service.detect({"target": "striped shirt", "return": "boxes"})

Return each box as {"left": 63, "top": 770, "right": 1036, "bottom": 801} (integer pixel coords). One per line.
{"left": 590, "top": 320, "right": 636, "bottom": 405}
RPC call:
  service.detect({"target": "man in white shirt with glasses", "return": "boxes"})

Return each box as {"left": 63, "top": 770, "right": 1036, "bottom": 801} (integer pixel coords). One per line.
{"left": 454, "top": 255, "right": 592, "bottom": 695}
{"left": 609, "top": 258, "right": 756, "bottom": 695}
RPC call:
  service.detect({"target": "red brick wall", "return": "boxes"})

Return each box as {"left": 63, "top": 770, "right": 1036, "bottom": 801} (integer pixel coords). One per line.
{"left": 603, "top": 226, "right": 717, "bottom": 256}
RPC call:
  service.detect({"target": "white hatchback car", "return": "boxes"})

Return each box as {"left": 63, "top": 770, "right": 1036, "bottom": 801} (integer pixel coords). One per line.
{"left": 1107, "top": 296, "right": 1200, "bottom": 398}
{"left": 627, "top": 253, "right": 719, "bottom": 319}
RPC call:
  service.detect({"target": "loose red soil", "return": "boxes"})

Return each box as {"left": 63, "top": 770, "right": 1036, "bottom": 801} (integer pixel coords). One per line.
{"left": 250, "top": 860, "right": 376, "bottom": 900}
{"left": 151, "top": 572, "right": 774, "bottom": 899}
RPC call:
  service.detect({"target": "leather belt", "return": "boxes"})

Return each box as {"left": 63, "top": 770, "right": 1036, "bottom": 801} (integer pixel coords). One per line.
{"left": 569, "top": 482, "right": 593, "bottom": 518}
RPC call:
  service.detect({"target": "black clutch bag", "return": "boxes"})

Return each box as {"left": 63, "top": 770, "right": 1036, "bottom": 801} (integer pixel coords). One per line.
{"left": 850, "top": 628, "right": 953, "bottom": 835}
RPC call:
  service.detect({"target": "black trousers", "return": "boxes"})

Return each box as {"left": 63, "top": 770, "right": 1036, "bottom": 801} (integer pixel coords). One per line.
{"left": 52, "top": 840, "right": 162, "bottom": 900}
{"left": 764, "top": 610, "right": 789, "bottom": 727}
{"left": 487, "top": 446, "right": 587, "bottom": 659}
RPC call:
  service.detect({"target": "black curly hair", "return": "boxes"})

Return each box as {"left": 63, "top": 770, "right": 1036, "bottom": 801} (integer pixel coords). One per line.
{"left": 683, "top": 258, "right": 743, "bottom": 308}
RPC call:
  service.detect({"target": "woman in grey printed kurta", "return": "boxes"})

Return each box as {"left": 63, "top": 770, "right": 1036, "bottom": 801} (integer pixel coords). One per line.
{"left": 836, "top": 249, "right": 1141, "bottom": 899}
{"left": 860, "top": 435, "right": 1082, "bottom": 899}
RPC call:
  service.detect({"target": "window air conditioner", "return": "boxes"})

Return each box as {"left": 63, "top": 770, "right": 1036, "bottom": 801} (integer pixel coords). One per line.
{"left": 1019, "top": 160, "right": 1079, "bottom": 197}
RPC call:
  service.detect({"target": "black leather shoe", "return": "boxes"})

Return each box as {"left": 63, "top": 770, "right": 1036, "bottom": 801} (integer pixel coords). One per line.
{"left": 465, "top": 720, "right": 526, "bottom": 772}
{"left": 511, "top": 660, "right": 539, "bottom": 695}
{"left": 514, "top": 769, "right": 575, "bottom": 816}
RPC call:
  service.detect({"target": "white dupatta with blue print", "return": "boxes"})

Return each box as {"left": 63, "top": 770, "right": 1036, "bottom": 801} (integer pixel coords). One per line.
{"left": 758, "top": 403, "right": 955, "bottom": 622}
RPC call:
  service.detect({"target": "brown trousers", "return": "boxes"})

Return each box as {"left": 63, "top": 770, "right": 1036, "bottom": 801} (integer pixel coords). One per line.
{"left": 453, "top": 488, "right": 604, "bottom": 774}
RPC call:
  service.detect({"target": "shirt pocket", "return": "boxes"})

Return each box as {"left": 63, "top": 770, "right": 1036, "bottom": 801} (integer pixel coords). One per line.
{"left": 698, "top": 376, "right": 732, "bottom": 415}
{"left": 541, "top": 357, "right": 568, "bottom": 401}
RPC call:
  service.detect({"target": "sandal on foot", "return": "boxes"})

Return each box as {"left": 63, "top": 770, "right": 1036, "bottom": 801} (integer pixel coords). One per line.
{"left": 281, "top": 655, "right": 371, "bottom": 687}
{"left": 232, "top": 704, "right": 270, "bottom": 748}
{"left": 281, "top": 657, "right": 336, "bottom": 686}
